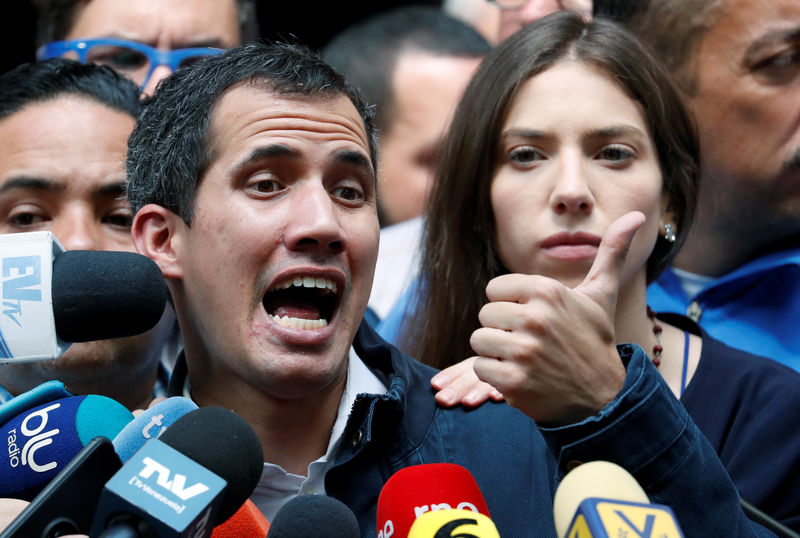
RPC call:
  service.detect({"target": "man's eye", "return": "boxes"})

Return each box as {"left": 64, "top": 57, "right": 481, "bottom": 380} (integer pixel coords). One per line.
{"left": 752, "top": 48, "right": 800, "bottom": 83}
{"left": 8, "top": 212, "right": 46, "bottom": 227}
{"left": 89, "top": 46, "right": 149, "bottom": 71}
{"left": 103, "top": 212, "right": 133, "bottom": 229}
{"left": 253, "top": 180, "right": 282, "bottom": 193}
{"left": 333, "top": 186, "right": 364, "bottom": 202}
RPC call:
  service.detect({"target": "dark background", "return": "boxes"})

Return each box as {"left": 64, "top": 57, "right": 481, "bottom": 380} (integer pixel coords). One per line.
{"left": 0, "top": 1, "right": 441, "bottom": 75}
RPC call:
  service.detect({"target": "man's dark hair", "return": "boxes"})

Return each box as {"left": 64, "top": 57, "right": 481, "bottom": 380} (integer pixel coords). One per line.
{"left": 593, "top": 0, "right": 724, "bottom": 93}
{"left": 126, "top": 41, "right": 377, "bottom": 224}
{"left": 32, "top": 0, "right": 259, "bottom": 48}
{"left": 0, "top": 57, "right": 140, "bottom": 121}
{"left": 322, "top": 6, "right": 491, "bottom": 131}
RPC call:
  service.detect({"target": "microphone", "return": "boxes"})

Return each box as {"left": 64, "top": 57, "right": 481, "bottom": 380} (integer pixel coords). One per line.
{"left": 91, "top": 406, "right": 264, "bottom": 537}
{"left": 407, "top": 509, "right": 500, "bottom": 538}
{"left": 553, "top": 461, "right": 685, "bottom": 538}
{"left": 112, "top": 397, "right": 199, "bottom": 462}
{"left": 211, "top": 499, "right": 270, "bottom": 538}
{"left": 267, "top": 495, "right": 360, "bottom": 537}
{"left": 0, "top": 231, "right": 168, "bottom": 364}
{"left": 0, "top": 380, "right": 71, "bottom": 428}
{"left": 0, "top": 436, "right": 123, "bottom": 538}
{"left": 376, "top": 463, "right": 491, "bottom": 538}
{"left": 0, "top": 394, "right": 133, "bottom": 499}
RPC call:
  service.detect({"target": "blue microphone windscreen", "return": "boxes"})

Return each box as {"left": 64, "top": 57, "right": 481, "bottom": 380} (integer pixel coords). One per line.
{"left": 268, "top": 495, "right": 360, "bottom": 537}
{"left": 52, "top": 250, "right": 168, "bottom": 342}
{"left": 0, "top": 380, "right": 71, "bottom": 428}
{"left": 112, "top": 396, "right": 198, "bottom": 462}
{"left": 0, "top": 394, "right": 132, "bottom": 499}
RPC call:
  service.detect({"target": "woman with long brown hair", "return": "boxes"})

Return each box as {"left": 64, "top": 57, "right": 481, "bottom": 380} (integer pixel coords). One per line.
{"left": 385, "top": 10, "right": 800, "bottom": 530}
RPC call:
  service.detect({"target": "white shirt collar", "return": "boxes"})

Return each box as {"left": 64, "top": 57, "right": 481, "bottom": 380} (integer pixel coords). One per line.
{"left": 183, "top": 346, "right": 387, "bottom": 520}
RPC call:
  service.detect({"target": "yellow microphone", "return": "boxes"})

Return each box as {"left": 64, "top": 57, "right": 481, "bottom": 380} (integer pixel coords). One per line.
{"left": 407, "top": 508, "right": 500, "bottom": 538}
{"left": 553, "top": 461, "right": 685, "bottom": 538}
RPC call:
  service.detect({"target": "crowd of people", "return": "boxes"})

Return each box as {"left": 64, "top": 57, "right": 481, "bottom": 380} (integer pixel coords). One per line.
{"left": 0, "top": 0, "right": 798, "bottom": 536}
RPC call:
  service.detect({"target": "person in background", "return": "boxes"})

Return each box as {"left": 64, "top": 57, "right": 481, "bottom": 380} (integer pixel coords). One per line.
{"left": 443, "top": 0, "right": 502, "bottom": 44}
{"left": 0, "top": 58, "right": 175, "bottom": 410}
{"left": 32, "top": 0, "right": 257, "bottom": 96}
{"left": 323, "top": 6, "right": 490, "bottom": 321}
{"left": 487, "top": 0, "right": 592, "bottom": 42}
{"left": 590, "top": 0, "right": 800, "bottom": 369}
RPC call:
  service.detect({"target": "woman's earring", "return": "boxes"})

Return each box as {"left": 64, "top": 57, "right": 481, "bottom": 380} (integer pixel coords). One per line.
{"left": 664, "top": 223, "right": 677, "bottom": 243}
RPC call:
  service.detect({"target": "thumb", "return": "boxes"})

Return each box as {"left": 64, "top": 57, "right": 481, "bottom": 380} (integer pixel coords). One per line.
{"left": 575, "top": 211, "right": 646, "bottom": 318}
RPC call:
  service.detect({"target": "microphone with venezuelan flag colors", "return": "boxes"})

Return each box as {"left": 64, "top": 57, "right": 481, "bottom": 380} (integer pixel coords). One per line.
{"left": 553, "top": 461, "right": 685, "bottom": 538}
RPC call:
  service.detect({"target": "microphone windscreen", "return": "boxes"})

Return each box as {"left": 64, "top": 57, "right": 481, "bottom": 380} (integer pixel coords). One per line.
{"left": 212, "top": 499, "right": 270, "bottom": 538}
{"left": 268, "top": 495, "right": 360, "bottom": 538}
{"left": 408, "top": 509, "right": 500, "bottom": 538}
{"left": 0, "top": 380, "right": 71, "bottom": 429}
{"left": 158, "top": 406, "right": 264, "bottom": 522}
{"left": 52, "top": 250, "right": 168, "bottom": 342}
{"left": 552, "top": 461, "right": 649, "bottom": 538}
{"left": 377, "top": 463, "right": 490, "bottom": 538}
{"left": 0, "top": 394, "right": 132, "bottom": 499}
{"left": 112, "top": 396, "right": 198, "bottom": 462}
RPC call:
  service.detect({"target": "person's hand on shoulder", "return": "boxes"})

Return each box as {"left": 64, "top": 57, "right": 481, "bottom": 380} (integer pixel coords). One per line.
{"left": 431, "top": 357, "right": 505, "bottom": 407}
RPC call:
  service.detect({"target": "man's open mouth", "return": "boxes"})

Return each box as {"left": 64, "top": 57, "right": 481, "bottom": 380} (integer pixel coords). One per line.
{"left": 262, "top": 276, "right": 341, "bottom": 330}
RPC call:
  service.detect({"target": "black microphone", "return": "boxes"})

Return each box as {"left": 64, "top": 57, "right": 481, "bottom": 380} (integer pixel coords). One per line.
{"left": 0, "top": 436, "right": 123, "bottom": 538}
{"left": 52, "top": 249, "right": 168, "bottom": 342}
{"left": 91, "top": 406, "right": 264, "bottom": 537}
{"left": 267, "top": 495, "right": 360, "bottom": 537}
{"left": 0, "top": 231, "right": 168, "bottom": 363}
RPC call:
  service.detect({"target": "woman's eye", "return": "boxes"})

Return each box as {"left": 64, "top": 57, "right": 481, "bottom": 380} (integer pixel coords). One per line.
{"left": 598, "top": 145, "right": 635, "bottom": 162}
{"left": 508, "top": 146, "right": 544, "bottom": 165}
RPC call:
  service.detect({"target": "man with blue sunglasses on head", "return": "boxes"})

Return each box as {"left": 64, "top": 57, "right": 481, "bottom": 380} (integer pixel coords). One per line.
{"left": 33, "top": 0, "right": 258, "bottom": 96}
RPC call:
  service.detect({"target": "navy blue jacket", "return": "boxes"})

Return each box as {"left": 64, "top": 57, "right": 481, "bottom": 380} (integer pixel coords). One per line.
{"left": 321, "top": 322, "right": 773, "bottom": 537}
{"left": 168, "top": 321, "right": 774, "bottom": 536}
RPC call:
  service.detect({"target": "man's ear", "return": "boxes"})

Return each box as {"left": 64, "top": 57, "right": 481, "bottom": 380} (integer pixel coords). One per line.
{"left": 132, "top": 204, "right": 186, "bottom": 279}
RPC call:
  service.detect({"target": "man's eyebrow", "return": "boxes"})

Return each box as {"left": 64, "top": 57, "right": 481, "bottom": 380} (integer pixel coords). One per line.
{"left": 100, "top": 34, "right": 226, "bottom": 49}
{"left": 232, "top": 145, "right": 300, "bottom": 173}
{"left": 181, "top": 39, "right": 227, "bottom": 49}
{"left": 333, "top": 149, "right": 375, "bottom": 179}
{"left": 0, "top": 177, "right": 64, "bottom": 194}
{"left": 95, "top": 181, "right": 127, "bottom": 198}
{"left": 744, "top": 26, "right": 800, "bottom": 60}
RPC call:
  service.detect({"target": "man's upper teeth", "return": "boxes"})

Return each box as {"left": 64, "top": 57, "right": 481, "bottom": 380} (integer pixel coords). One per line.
{"left": 275, "top": 276, "right": 337, "bottom": 293}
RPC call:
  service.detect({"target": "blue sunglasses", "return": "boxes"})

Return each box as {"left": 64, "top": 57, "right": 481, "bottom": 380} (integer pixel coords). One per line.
{"left": 36, "top": 37, "right": 224, "bottom": 91}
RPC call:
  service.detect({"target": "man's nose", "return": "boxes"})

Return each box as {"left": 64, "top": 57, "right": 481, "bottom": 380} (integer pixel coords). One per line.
{"left": 140, "top": 65, "right": 174, "bottom": 98}
{"left": 283, "top": 184, "right": 346, "bottom": 254}
{"left": 53, "top": 212, "right": 104, "bottom": 251}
